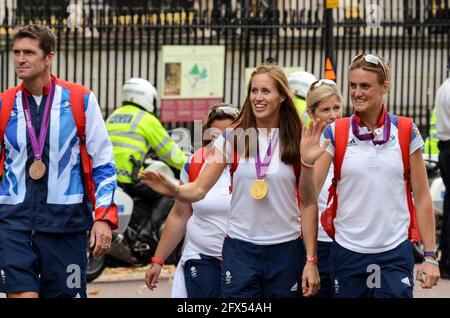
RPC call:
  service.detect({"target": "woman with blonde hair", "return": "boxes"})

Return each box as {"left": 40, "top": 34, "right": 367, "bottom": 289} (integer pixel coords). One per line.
{"left": 305, "top": 79, "right": 343, "bottom": 298}
{"left": 142, "top": 64, "right": 320, "bottom": 298}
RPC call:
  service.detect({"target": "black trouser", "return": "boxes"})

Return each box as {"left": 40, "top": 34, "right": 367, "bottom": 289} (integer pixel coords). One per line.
{"left": 438, "top": 140, "right": 450, "bottom": 273}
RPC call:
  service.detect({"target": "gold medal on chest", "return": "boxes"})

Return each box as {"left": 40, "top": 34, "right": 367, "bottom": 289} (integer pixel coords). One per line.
{"left": 250, "top": 179, "right": 269, "bottom": 200}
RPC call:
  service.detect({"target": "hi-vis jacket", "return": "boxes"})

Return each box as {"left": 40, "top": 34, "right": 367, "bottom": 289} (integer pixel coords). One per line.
{"left": 294, "top": 96, "right": 310, "bottom": 125}
{"left": 0, "top": 79, "right": 117, "bottom": 233}
{"left": 423, "top": 107, "right": 439, "bottom": 155}
{"left": 106, "top": 104, "right": 186, "bottom": 184}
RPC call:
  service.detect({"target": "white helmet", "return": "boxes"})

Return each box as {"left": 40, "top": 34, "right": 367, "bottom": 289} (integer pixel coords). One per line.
{"left": 122, "top": 78, "right": 158, "bottom": 113}
{"left": 287, "top": 71, "right": 317, "bottom": 99}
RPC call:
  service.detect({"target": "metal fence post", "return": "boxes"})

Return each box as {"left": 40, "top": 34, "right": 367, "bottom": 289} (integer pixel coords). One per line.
{"left": 324, "top": 0, "right": 337, "bottom": 81}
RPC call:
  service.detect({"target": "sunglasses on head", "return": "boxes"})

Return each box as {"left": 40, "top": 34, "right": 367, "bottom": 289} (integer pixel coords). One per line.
{"left": 207, "top": 103, "right": 240, "bottom": 119}
{"left": 309, "top": 79, "right": 337, "bottom": 92}
{"left": 352, "top": 53, "right": 388, "bottom": 81}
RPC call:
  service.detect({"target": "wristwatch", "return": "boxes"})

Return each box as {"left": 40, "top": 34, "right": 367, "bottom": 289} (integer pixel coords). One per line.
{"left": 423, "top": 250, "right": 438, "bottom": 259}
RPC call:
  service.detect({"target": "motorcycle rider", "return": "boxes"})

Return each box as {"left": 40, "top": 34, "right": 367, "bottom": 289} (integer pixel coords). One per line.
{"left": 423, "top": 107, "right": 440, "bottom": 161}
{"left": 106, "top": 78, "right": 187, "bottom": 206}
{"left": 287, "top": 71, "right": 317, "bottom": 124}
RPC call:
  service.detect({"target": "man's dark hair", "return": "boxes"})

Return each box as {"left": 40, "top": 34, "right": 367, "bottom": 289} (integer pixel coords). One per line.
{"left": 13, "top": 24, "right": 56, "bottom": 56}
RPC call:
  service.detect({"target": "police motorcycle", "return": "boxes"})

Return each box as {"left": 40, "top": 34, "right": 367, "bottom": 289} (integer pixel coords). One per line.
{"left": 412, "top": 153, "right": 444, "bottom": 263}
{"left": 86, "top": 153, "right": 184, "bottom": 282}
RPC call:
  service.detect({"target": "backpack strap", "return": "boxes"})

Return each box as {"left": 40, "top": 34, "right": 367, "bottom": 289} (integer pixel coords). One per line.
{"left": 398, "top": 116, "right": 422, "bottom": 243}
{"left": 320, "top": 117, "right": 350, "bottom": 239}
{"left": 60, "top": 79, "right": 118, "bottom": 228}
{"left": 69, "top": 82, "right": 97, "bottom": 209}
{"left": 293, "top": 163, "right": 301, "bottom": 207}
{"left": 0, "top": 87, "right": 20, "bottom": 179}
{"left": 57, "top": 79, "right": 97, "bottom": 207}
{"left": 229, "top": 147, "right": 239, "bottom": 194}
{"left": 334, "top": 118, "right": 350, "bottom": 182}
{"left": 398, "top": 116, "right": 412, "bottom": 185}
{"left": 188, "top": 147, "right": 208, "bottom": 182}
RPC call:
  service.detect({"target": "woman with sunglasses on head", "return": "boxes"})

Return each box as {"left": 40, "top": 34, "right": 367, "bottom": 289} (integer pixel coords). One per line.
{"left": 301, "top": 54, "right": 440, "bottom": 298}
{"left": 144, "top": 103, "right": 239, "bottom": 298}
{"left": 305, "top": 79, "right": 343, "bottom": 298}
{"left": 142, "top": 64, "right": 320, "bottom": 298}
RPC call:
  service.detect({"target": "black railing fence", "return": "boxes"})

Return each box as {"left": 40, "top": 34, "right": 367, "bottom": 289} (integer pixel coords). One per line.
{"left": 1, "top": 0, "right": 449, "bottom": 135}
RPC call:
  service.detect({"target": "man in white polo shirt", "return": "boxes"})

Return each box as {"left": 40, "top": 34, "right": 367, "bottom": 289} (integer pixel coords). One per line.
{"left": 436, "top": 60, "right": 450, "bottom": 279}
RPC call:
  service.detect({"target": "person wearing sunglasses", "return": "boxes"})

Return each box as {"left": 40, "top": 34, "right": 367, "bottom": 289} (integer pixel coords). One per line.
{"left": 144, "top": 103, "right": 239, "bottom": 298}
{"left": 142, "top": 64, "right": 320, "bottom": 298}
{"left": 305, "top": 79, "right": 343, "bottom": 298}
{"left": 300, "top": 53, "right": 440, "bottom": 297}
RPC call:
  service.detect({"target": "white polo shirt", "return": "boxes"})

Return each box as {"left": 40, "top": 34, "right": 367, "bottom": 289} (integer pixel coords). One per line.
{"left": 214, "top": 129, "right": 301, "bottom": 245}
{"left": 436, "top": 77, "right": 450, "bottom": 141}
{"left": 321, "top": 114, "right": 424, "bottom": 253}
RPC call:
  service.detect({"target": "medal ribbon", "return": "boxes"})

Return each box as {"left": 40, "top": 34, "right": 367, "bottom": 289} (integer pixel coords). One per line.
{"left": 255, "top": 129, "right": 279, "bottom": 180}
{"left": 21, "top": 79, "right": 56, "bottom": 161}
{"left": 351, "top": 112, "right": 391, "bottom": 145}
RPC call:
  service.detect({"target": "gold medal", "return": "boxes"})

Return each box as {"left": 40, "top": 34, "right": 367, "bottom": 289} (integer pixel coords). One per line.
{"left": 250, "top": 179, "right": 269, "bottom": 200}
{"left": 29, "top": 159, "right": 46, "bottom": 180}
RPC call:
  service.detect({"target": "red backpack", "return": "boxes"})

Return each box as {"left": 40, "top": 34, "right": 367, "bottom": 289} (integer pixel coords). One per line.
{"left": 188, "top": 147, "right": 209, "bottom": 182}
{"left": 320, "top": 116, "right": 422, "bottom": 243}
{"left": 55, "top": 78, "right": 97, "bottom": 208}
{"left": 0, "top": 78, "right": 117, "bottom": 228}
{"left": 0, "top": 87, "right": 17, "bottom": 179}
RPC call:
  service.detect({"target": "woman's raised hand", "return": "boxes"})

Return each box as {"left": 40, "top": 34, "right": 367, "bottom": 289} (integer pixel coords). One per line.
{"left": 300, "top": 119, "right": 330, "bottom": 165}
{"left": 140, "top": 170, "right": 179, "bottom": 197}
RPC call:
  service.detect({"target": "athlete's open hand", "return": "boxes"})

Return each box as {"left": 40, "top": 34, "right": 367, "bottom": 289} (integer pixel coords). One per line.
{"left": 140, "top": 170, "right": 179, "bottom": 197}
{"left": 300, "top": 118, "right": 330, "bottom": 166}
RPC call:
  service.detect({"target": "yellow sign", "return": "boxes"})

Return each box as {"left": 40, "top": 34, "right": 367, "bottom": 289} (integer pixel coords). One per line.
{"left": 161, "top": 45, "right": 225, "bottom": 99}
{"left": 326, "top": 0, "right": 339, "bottom": 9}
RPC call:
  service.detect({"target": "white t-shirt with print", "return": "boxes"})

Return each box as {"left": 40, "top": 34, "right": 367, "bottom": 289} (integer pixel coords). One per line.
{"left": 214, "top": 129, "right": 301, "bottom": 245}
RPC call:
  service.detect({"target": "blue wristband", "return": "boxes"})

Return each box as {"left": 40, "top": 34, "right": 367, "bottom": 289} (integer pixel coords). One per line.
{"left": 424, "top": 251, "right": 437, "bottom": 258}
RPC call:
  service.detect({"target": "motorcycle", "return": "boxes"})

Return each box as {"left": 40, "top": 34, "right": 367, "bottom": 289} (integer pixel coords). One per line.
{"left": 413, "top": 154, "right": 445, "bottom": 263}
{"left": 86, "top": 156, "right": 183, "bottom": 282}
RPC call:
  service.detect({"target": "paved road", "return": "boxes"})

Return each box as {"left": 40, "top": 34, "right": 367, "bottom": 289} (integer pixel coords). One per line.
{"left": 85, "top": 265, "right": 450, "bottom": 298}
{"left": 87, "top": 275, "right": 450, "bottom": 298}
{"left": 86, "top": 265, "right": 173, "bottom": 298}
{"left": 1, "top": 265, "right": 449, "bottom": 298}
{"left": 87, "top": 277, "right": 172, "bottom": 298}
